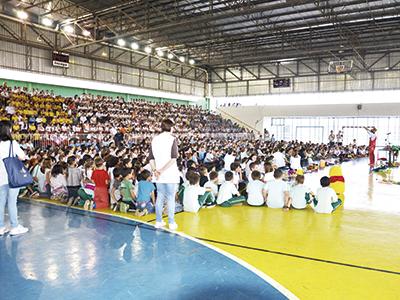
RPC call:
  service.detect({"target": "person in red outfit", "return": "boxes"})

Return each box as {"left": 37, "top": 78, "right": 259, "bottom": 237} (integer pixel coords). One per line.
{"left": 364, "top": 127, "right": 377, "bottom": 172}
{"left": 91, "top": 158, "right": 110, "bottom": 209}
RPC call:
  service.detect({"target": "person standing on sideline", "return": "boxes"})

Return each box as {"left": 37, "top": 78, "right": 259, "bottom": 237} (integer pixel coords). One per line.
{"left": 149, "top": 119, "right": 180, "bottom": 230}
{"left": 336, "top": 131, "right": 343, "bottom": 146}
{"left": 263, "top": 129, "right": 270, "bottom": 142}
{"left": 365, "top": 127, "right": 377, "bottom": 171}
{"left": 0, "top": 121, "right": 29, "bottom": 236}
{"left": 328, "top": 130, "right": 335, "bottom": 148}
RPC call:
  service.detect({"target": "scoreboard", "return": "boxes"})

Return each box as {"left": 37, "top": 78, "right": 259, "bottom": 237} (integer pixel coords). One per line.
{"left": 52, "top": 51, "right": 69, "bottom": 68}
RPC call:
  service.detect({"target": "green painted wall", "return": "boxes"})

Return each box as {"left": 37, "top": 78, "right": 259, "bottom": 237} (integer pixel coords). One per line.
{"left": 1, "top": 78, "right": 209, "bottom": 108}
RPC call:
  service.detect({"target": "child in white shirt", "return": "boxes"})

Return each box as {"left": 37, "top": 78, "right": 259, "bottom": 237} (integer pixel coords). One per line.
{"left": 290, "top": 151, "right": 302, "bottom": 170}
{"left": 313, "top": 176, "right": 342, "bottom": 214}
{"left": 217, "top": 171, "right": 246, "bottom": 207}
{"left": 204, "top": 171, "right": 219, "bottom": 198}
{"left": 50, "top": 164, "right": 68, "bottom": 202}
{"left": 230, "top": 162, "right": 242, "bottom": 187}
{"left": 263, "top": 162, "right": 274, "bottom": 183}
{"left": 246, "top": 171, "right": 265, "bottom": 206}
{"left": 263, "top": 169, "right": 290, "bottom": 210}
{"left": 183, "top": 171, "right": 215, "bottom": 213}
{"left": 247, "top": 162, "right": 258, "bottom": 183}
{"left": 290, "top": 175, "right": 313, "bottom": 209}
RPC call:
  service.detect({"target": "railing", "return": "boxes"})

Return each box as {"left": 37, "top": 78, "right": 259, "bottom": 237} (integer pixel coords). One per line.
{"left": 12, "top": 132, "right": 256, "bottom": 148}
{"left": 216, "top": 107, "right": 261, "bottom": 134}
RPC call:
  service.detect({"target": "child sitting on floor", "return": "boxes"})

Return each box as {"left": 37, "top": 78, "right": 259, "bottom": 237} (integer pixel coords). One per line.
{"left": 91, "top": 158, "right": 110, "bottom": 209}
{"left": 263, "top": 169, "right": 290, "bottom": 210}
{"left": 199, "top": 166, "right": 209, "bottom": 187}
{"left": 183, "top": 171, "right": 215, "bottom": 213}
{"left": 110, "top": 167, "right": 122, "bottom": 211}
{"left": 247, "top": 162, "right": 258, "bottom": 182}
{"left": 263, "top": 162, "right": 274, "bottom": 183}
{"left": 136, "top": 170, "right": 156, "bottom": 215}
{"left": 50, "top": 164, "right": 68, "bottom": 202}
{"left": 119, "top": 167, "right": 137, "bottom": 213}
{"left": 230, "top": 162, "right": 242, "bottom": 188}
{"left": 313, "top": 176, "right": 342, "bottom": 214}
{"left": 79, "top": 178, "right": 95, "bottom": 210}
{"left": 217, "top": 171, "right": 246, "bottom": 207}
{"left": 290, "top": 175, "right": 314, "bottom": 209}
{"left": 246, "top": 170, "right": 265, "bottom": 206}
{"left": 67, "top": 156, "right": 82, "bottom": 206}
{"left": 204, "top": 171, "right": 219, "bottom": 199}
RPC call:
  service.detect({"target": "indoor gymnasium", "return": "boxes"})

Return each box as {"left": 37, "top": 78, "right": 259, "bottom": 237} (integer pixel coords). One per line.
{"left": 0, "top": 1, "right": 399, "bottom": 299}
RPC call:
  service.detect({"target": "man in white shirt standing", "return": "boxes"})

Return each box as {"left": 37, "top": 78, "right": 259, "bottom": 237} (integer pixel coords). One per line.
{"left": 149, "top": 119, "right": 180, "bottom": 230}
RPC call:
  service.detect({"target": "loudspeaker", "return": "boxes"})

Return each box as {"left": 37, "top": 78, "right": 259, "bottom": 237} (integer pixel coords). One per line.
{"left": 357, "top": 104, "right": 362, "bottom": 110}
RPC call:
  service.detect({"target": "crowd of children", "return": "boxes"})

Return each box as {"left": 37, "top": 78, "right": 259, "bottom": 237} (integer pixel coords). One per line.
{"left": 1, "top": 82, "right": 363, "bottom": 216}
{"left": 18, "top": 135, "right": 353, "bottom": 216}
{"left": 0, "top": 82, "right": 249, "bottom": 137}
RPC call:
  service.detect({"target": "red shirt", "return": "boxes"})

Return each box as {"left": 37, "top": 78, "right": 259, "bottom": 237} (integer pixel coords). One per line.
{"left": 91, "top": 170, "right": 109, "bottom": 188}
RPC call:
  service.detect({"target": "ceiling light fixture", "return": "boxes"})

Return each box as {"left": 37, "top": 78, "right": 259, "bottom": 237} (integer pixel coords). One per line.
{"left": 131, "top": 42, "right": 139, "bottom": 50}
{"left": 167, "top": 53, "right": 174, "bottom": 59}
{"left": 144, "top": 46, "right": 152, "bottom": 54}
{"left": 16, "top": 10, "right": 28, "bottom": 20}
{"left": 41, "top": 17, "right": 53, "bottom": 27}
{"left": 63, "top": 25, "right": 74, "bottom": 34}
{"left": 117, "top": 39, "right": 126, "bottom": 47}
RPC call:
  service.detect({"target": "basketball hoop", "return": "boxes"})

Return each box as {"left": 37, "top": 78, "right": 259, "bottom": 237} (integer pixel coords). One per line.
{"left": 328, "top": 60, "right": 353, "bottom": 73}
{"left": 335, "top": 65, "right": 345, "bottom": 73}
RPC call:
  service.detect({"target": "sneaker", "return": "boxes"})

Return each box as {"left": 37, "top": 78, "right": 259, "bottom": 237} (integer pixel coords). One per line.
{"left": 169, "top": 223, "right": 178, "bottom": 231}
{"left": 206, "top": 204, "right": 216, "bottom": 209}
{"left": 30, "top": 191, "right": 39, "bottom": 198}
{"left": 89, "top": 201, "right": 94, "bottom": 211}
{"left": 120, "top": 203, "right": 129, "bottom": 213}
{"left": 83, "top": 200, "right": 90, "bottom": 210}
{"left": 72, "top": 197, "right": 80, "bottom": 206}
{"left": 0, "top": 227, "right": 10, "bottom": 236}
{"left": 135, "top": 209, "right": 148, "bottom": 217}
{"left": 134, "top": 210, "right": 141, "bottom": 216}
{"left": 155, "top": 221, "right": 166, "bottom": 229}
{"left": 67, "top": 197, "right": 75, "bottom": 207}
{"left": 9, "top": 225, "right": 29, "bottom": 236}
{"left": 19, "top": 190, "right": 28, "bottom": 198}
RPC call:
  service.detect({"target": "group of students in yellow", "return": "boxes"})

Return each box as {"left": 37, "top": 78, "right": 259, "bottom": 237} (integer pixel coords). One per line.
{"left": 0, "top": 88, "right": 73, "bottom": 129}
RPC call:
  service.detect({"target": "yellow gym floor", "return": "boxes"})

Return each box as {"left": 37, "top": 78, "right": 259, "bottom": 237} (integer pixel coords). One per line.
{"left": 26, "top": 159, "right": 400, "bottom": 299}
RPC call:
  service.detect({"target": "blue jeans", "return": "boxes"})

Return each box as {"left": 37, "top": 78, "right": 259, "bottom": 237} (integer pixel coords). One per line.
{"left": 137, "top": 201, "right": 155, "bottom": 213}
{"left": 0, "top": 184, "right": 20, "bottom": 228}
{"left": 155, "top": 183, "right": 177, "bottom": 224}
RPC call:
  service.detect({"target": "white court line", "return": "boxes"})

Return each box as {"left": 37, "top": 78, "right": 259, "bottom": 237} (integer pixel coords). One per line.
{"left": 23, "top": 198, "right": 298, "bottom": 299}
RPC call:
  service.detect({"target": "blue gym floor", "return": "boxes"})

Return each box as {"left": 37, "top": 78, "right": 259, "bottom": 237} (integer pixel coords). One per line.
{"left": 0, "top": 200, "right": 290, "bottom": 300}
